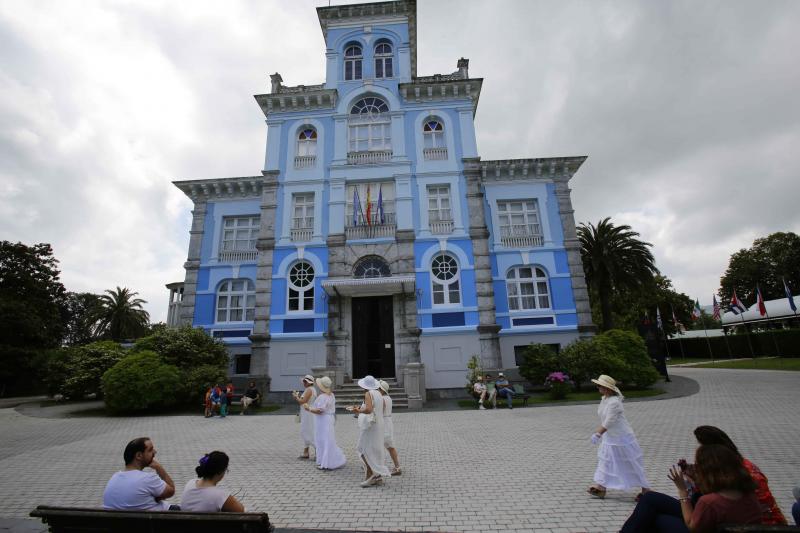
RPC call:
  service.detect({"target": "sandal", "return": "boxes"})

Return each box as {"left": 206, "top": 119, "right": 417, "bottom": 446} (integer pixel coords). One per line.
{"left": 298, "top": 455, "right": 310, "bottom": 460}
{"left": 588, "top": 486, "right": 606, "bottom": 499}
{"left": 390, "top": 467, "right": 402, "bottom": 476}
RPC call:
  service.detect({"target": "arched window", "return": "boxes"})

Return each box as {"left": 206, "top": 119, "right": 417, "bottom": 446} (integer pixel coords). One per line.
{"left": 349, "top": 97, "right": 391, "bottom": 153}
{"left": 288, "top": 261, "right": 314, "bottom": 312}
{"left": 506, "top": 266, "right": 550, "bottom": 311}
{"left": 423, "top": 119, "right": 445, "bottom": 149}
{"left": 217, "top": 279, "right": 256, "bottom": 322}
{"left": 353, "top": 256, "right": 391, "bottom": 278}
{"left": 374, "top": 41, "right": 393, "bottom": 78}
{"left": 431, "top": 253, "right": 460, "bottom": 305}
{"left": 344, "top": 44, "right": 362, "bottom": 81}
{"left": 297, "top": 127, "right": 317, "bottom": 157}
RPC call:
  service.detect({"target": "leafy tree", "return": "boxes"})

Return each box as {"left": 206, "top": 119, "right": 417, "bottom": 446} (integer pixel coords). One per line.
{"left": 63, "top": 292, "right": 103, "bottom": 346}
{"left": 613, "top": 275, "right": 694, "bottom": 337}
{"left": 719, "top": 232, "right": 800, "bottom": 306}
{"left": 578, "top": 218, "right": 659, "bottom": 331}
{"left": 518, "top": 344, "right": 560, "bottom": 386}
{"left": 560, "top": 339, "right": 625, "bottom": 391}
{"left": 0, "top": 241, "right": 68, "bottom": 394}
{"left": 46, "top": 341, "right": 125, "bottom": 399}
{"left": 102, "top": 351, "right": 182, "bottom": 413}
{"left": 93, "top": 287, "right": 150, "bottom": 341}
{"left": 593, "top": 329, "right": 660, "bottom": 388}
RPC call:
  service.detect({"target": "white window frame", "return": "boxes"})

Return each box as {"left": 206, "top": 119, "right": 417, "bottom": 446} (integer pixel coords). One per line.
{"left": 292, "top": 193, "right": 314, "bottom": 230}
{"left": 374, "top": 42, "right": 393, "bottom": 78}
{"left": 296, "top": 128, "right": 317, "bottom": 157}
{"left": 497, "top": 199, "right": 542, "bottom": 238}
{"left": 431, "top": 253, "right": 461, "bottom": 306}
{"left": 506, "top": 266, "right": 550, "bottom": 311}
{"left": 423, "top": 119, "right": 445, "bottom": 149}
{"left": 344, "top": 45, "right": 363, "bottom": 81}
{"left": 216, "top": 279, "right": 256, "bottom": 323}
{"left": 288, "top": 261, "right": 315, "bottom": 313}
{"left": 220, "top": 216, "right": 260, "bottom": 252}
{"left": 348, "top": 98, "right": 391, "bottom": 153}
{"left": 427, "top": 185, "right": 452, "bottom": 222}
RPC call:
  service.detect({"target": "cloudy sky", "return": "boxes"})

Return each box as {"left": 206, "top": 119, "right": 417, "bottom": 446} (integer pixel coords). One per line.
{"left": 2, "top": 0, "right": 799, "bottom": 322}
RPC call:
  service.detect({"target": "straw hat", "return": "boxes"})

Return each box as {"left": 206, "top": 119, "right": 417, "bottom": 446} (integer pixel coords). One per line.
{"left": 591, "top": 374, "right": 621, "bottom": 395}
{"left": 379, "top": 380, "right": 390, "bottom": 393}
{"left": 315, "top": 376, "right": 332, "bottom": 393}
{"left": 302, "top": 374, "right": 314, "bottom": 384}
{"left": 357, "top": 375, "right": 380, "bottom": 390}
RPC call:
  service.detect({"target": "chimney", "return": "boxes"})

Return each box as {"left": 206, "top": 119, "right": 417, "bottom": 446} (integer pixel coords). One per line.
{"left": 457, "top": 58, "right": 469, "bottom": 79}
{"left": 270, "top": 73, "right": 283, "bottom": 93}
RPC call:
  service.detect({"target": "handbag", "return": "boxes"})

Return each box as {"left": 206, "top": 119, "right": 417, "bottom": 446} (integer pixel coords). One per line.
{"left": 357, "top": 412, "right": 376, "bottom": 430}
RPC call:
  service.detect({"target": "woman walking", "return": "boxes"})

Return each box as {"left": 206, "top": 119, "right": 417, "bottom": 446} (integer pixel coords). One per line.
{"left": 292, "top": 375, "right": 317, "bottom": 460}
{"left": 180, "top": 451, "right": 244, "bottom": 512}
{"left": 303, "top": 376, "right": 346, "bottom": 470}
{"left": 350, "top": 375, "right": 390, "bottom": 487}
{"left": 587, "top": 374, "right": 650, "bottom": 499}
{"left": 378, "top": 380, "right": 401, "bottom": 476}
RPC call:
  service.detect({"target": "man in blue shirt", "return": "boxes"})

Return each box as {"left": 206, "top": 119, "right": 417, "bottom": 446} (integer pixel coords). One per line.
{"left": 495, "top": 373, "right": 515, "bottom": 409}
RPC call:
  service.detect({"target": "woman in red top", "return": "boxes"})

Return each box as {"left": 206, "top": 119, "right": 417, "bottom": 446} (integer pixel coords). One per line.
{"left": 694, "top": 426, "right": 787, "bottom": 525}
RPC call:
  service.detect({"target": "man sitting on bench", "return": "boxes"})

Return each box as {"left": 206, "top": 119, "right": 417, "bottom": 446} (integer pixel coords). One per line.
{"left": 103, "top": 437, "right": 178, "bottom": 511}
{"left": 495, "top": 373, "right": 515, "bottom": 409}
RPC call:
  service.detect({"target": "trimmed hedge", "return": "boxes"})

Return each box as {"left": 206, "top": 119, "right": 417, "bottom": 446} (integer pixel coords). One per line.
{"left": 102, "top": 351, "right": 182, "bottom": 413}
{"left": 667, "top": 328, "right": 800, "bottom": 359}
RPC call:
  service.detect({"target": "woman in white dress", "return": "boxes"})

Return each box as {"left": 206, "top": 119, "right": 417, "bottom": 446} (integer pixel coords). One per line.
{"left": 378, "top": 380, "right": 401, "bottom": 476}
{"left": 588, "top": 374, "right": 650, "bottom": 499}
{"left": 350, "top": 375, "right": 391, "bottom": 487}
{"left": 292, "top": 375, "right": 317, "bottom": 460}
{"left": 180, "top": 451, "right": 244, "bottom": 512}
{"left": 303, "top": 376, "right": 346, "bottom": 470}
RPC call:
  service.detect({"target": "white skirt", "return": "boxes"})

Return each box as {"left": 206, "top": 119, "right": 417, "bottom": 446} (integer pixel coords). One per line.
{"left": 593, "top": 432, "right": 649, "bottom": 490}
{"left": 314, "top": 414, "right": 346, "bottom": 470}
{"left": 384, "top": 417, "right": 394, "bottom": 448}
{"left": 300, "top": 408, "right": 315, "bottom": 448}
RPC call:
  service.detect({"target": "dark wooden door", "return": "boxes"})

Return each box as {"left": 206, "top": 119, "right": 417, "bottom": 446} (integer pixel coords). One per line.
{"left": 352, "top": 296, "right": 395, "bottom": 378}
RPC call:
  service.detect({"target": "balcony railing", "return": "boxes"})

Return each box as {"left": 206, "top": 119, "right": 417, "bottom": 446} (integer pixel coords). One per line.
{"left": 218, "top": 250, "right": 259, "bottom": 262}
{"left": 499, "top": 232, "right": 544, "bottom": 248}
{"left": 429, "top": 219, "right": 454, "bottom": 234}
{"left": 423, "top": 147, "right": 448, "bottom": 161}
{"left": 290, "top": 227, "right": 313, "bottom": 242}
{"left": 294, "top": 155, "right": 316, "bottom": 169}
{"left": 347, "top": 150, "right": 392, "bottom": 165}
{"left": 346, "top": 212, "right": 396, "bottom": 240}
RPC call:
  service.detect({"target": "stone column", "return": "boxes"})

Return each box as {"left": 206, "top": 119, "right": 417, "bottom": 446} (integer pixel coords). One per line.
{"left": 395, "top": 228, "right": 422, "bottom": 400}
{"left": 179, "top": 199, "right": 207, "bottom": 326}
{"left": 554, "top": 174, "right": 596, "bottom": 336}
{"left": 249, "top": 172, "right": 279, "bottom": 393}
{"left": 463, "top": 157, "right": 502, "bottom": 369}
{"left": 323, "top": 232, "right": 349, "bottom": 382}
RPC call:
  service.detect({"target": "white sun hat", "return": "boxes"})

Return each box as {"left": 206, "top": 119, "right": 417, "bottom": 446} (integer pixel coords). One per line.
{"left": 357, "top": 375, "right": 380, "bottom": 390}
{"left": 302, "top": 374, "right": 314, "bottom": 384}
{"left": 591, "top": 374, "right": 621, "bottom": 395}
{"left": 315, "top": 376, "right": 332, "bottom": 393}
{"left": 379, "top": 380, "right": 390, "bottom": 393}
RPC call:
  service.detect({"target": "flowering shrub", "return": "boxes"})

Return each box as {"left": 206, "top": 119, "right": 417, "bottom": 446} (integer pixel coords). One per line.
{"left": 544, "top": 371, "right": 573, "bottom": 400}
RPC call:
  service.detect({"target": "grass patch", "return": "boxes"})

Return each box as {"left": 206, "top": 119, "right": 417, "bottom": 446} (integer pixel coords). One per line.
{"left": 667, "top": 358, "right": 715, "bottom": 366}
{"left": 687, "top": 358, "right": 800, "bottom": 371}
{"left": 457, "top": 387, "right": 665, "bottom": 409}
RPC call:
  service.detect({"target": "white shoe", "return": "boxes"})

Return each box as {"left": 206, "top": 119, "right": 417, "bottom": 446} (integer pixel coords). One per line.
{"left": 479, "top": 405, "right": 486, "bottom": 410}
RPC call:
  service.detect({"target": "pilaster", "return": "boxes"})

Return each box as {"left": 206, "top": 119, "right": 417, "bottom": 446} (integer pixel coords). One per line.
{"left": 179, "top": 200, "right": 207, "bottom": 326}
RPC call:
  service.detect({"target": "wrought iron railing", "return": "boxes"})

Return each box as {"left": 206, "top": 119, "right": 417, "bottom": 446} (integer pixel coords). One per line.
{"left": 345, "top": 212, "right": 396, "bottom": 240}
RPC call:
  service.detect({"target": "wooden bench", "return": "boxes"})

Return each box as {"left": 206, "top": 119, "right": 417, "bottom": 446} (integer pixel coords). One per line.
{"left": 473, "top": 383, "right": 530, "bottom": 408}
{"left": 30, "top": 505, "right": 274, "bottom": 533}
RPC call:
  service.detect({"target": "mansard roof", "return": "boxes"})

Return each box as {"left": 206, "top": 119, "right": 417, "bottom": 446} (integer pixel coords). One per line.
{"left": 317, "top": 0, "right": 417, "bottom": 77}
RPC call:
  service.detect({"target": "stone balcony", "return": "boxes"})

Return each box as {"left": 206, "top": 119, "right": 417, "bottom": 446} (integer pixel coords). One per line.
{"left": 499, "top": 232, "right": 544, "bottom": 248}
{"left": 346, "top": 212, "right": 396, "bottom": 240}
{"left": 290, "top": 227, "right": 313, "bottom": 243}
{"left": 218, "top": 250, "right": 259, "bottom": 262}
{"left": 294, "top": 155, "right": 316, "bottom": 169}
{"left": 423, "top": 147, "right": 448, "bottom": 160}
{"left": 347, "top": 150, "right": 392, "bottom": 165}
{"left": 429, "top": 219, "right": 454, "bottom": 235}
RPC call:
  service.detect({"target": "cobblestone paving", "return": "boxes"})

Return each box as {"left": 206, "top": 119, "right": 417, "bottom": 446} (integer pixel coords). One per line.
{"left": 2, "top": 368, "right": 799, "bottom": 533}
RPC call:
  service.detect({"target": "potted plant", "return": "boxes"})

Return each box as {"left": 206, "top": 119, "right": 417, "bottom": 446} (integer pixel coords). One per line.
{"left": 544, "top": 371, "right": 573, "bottom": 400}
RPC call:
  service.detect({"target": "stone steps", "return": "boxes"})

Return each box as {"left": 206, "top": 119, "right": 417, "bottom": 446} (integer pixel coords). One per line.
{"left": 333, "top": 378, "right": 408, "bottom": 409}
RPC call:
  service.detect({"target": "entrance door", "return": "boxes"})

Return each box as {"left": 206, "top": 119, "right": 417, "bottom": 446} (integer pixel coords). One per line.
{"left": 352, "top": 296, "right": 395, "bottom": 378}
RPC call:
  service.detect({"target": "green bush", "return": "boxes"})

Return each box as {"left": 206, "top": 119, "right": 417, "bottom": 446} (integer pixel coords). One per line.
{"left": 518, "top": 344, "right": 560, "bottom": 386}
{"left": 46, "top": 341, "right": 126, "bottom": 399}
{"left": 560, "top": 339, "right": 625, "bottom": 391}
{"left": 102, "top": 351, "right": 182, "bottom": 413}
{"left": 594, "top": 329, "right": 659, "bottom": 388}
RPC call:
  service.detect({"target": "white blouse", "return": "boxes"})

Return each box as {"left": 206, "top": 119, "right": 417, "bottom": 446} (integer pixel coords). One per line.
{"left": 598, "top": 395, "right": 634, "bottom": 437}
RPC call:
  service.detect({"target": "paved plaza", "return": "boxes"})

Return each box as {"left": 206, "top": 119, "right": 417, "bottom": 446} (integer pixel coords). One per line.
{"left": 1, "top": 367, "right": 799, "bottom": 533}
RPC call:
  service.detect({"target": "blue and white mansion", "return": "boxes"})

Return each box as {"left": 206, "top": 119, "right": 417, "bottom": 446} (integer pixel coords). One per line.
{"left": 167, "top": 0, "right": 594, "bottom": 405}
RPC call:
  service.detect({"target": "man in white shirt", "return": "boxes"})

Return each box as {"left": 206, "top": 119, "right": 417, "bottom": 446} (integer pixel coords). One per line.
{"left": 103, "top": 437, "right": 176, "bottom": 510}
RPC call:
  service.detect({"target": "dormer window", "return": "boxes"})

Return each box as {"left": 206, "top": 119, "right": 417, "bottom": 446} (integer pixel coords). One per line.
{"left": 374, "top": 42, "right": 393, "bottom": 78}
{"left": 344, "top": 44, "right": 363, "bottom": 81}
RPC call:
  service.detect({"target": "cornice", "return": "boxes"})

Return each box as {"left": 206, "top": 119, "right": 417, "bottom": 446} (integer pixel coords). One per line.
{"left": 466, "top": 157, "right": 588, "bottom": 183}
{"left": 316, "top": 0, "right": 417, "bottom": 77}
{"left": 173, "top": 176, "right": 264, "bottom": 202}
{"left": 254, "top": 88, "right": 338, "bottom": 118}
{"left": 399, "top": 78, "right": 483, "bottom": 116}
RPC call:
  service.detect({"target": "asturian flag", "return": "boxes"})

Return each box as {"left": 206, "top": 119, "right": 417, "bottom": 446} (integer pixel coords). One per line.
{"left": 730, "top": 290, "right": 748, "bottom": 315}
{"left": 712, "top": 295, "right": 721, "bottom": 320}
{"left": 691, "top": 299, "right": 702, "bottom": 321}
{"left": 784, "top": 278, "right": 797, "bottom": 312}
{"left": 756, "top": 286, "right": 767, "bottom": 316}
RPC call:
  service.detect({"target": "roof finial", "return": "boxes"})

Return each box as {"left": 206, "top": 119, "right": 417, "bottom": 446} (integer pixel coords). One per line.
{"left": 457, "top": 58, "right": 469, "bottom": 79}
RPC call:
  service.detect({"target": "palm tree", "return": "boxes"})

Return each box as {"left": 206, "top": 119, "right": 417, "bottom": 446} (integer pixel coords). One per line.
{"left": 578, "top": 218, "right": 659, "bottom": 331}
{"left": 93, "top": 287, "right": 150, "bottom": 341}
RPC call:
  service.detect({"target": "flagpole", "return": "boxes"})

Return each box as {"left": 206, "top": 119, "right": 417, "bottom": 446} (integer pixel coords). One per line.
{"left": 671, "top": 305, "right": 687, "bottom": 360}
{"left": 760, "top": 293, "right": 781, "bottom": 358}
{"left": 739, "top": 310, "right": 755, "bottom": 359}
{"left": 699, "top": 310, "right": 714, "bottom": 363}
